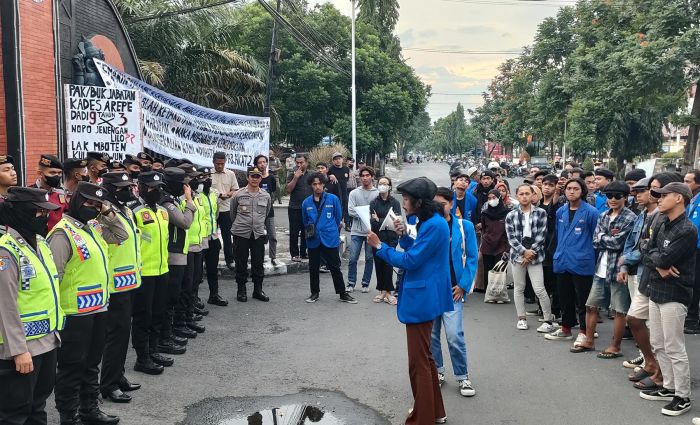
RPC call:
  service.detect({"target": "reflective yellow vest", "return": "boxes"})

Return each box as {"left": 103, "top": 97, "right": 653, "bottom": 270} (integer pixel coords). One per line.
{"left": 50, "top": 218, "right": 110, "bottom": 316}
{"left": 107, "top": 208, "right": 142, "bottom": 294}
{"left": 186, "top": 196, "right": 203, "bottom": 246}
{"left": 134, "top": 204, "right": 169, "bottom": 276}
{"left": 199, "top": 190, "right": 219, "bottom": 238}
{"left": 0, "top": 233, "right": 65, "bottom": 344}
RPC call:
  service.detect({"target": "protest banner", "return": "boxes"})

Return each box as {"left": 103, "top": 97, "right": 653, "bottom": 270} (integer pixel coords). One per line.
{"left": 94, "top": 59, "right": 270, "bottom": 171}
{"left": 64, "top": 84, "right": 142, "bottom": 161}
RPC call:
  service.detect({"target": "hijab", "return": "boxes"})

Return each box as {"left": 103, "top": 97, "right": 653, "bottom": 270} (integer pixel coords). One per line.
{"left": 0, "top": 202, "right": 40, "bottom": 249}
{"left": 482, "top": 189, "right": 510, "bottom": 220}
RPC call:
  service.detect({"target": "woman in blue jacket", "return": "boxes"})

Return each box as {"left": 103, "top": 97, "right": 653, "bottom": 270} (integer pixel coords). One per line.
{"left": 545, "top": 178, "right": 600, "bottom": 342}
{"left": 302, "top": 173, "right": 357, "bottom": 304}
{"left": 367, "top": 177, "right": 453, "bottom": 425}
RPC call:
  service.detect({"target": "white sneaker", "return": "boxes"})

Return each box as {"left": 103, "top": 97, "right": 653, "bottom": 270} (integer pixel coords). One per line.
{"left": 361, "top": 286, "right": 370, "bottom": 293}
{"left": 346, "top": 285, "right": 354, "bottom": 293}
{"left": 537, "top": 322, "right": 557, "bottom": 333}
{"left": 544, "top": 329, "right": 573, "bottom": 341}
{"left": 438, "top": 372, "right": 445, "bottom": 387}
{"left": 516, "top": 319, "right": 528, "bottom": 330}
{"left": 459, "top": 379, "right": 476, "bottom": 397}
{"left": 574, "top": 333, "right": 586, "bottom": 347}
{"left": 691, "top": 417, "right": 700, "bottom": 425}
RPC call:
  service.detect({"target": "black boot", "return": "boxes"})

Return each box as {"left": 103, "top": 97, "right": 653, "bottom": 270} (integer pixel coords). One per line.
{"left": 79, "top": 400, "right": 120, "bottom": 425}
{"left": 208, "top": 294, "right": 228, "bottom": 306}
{"left": 173, "top": 325, "right": 197, "bottom": 339}
{"left": 133, "top": 357, "right": 164, "bottom": 375}
{"left": 157, "top": 339, "right": 187, "bottom": 355}
{"left": 118, "top": 376, "right": 141, "bottom": 392}
{"left": 186, "top": 321, "right": 205, "bottom": 333}
{"left": 150, "top": 353, "right": 174, "bottom": 367}
{"left": 194, "top": 305, "right": 210, "bottom": 316}
{"left": 60, "top": 411, "right": 84, "bottom": 425}
{"left": 237, "top": 283, "right": 247, "bottom": 302}
{"left": 171, "top": 335, "right": 188, "bottom": 346}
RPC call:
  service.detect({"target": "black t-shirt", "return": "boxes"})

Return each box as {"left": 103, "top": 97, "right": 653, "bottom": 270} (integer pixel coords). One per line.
{"left": 568, "top": 208, "right": 577, "bottom": 224}
{"left": 327, "top": 166, "right": 350, "bottom": 195}
{"left": 455, "top": 197, "right": 466, "bottom": 220}
{"left": 260, "top": 175, "right": 277, "bottom": 217}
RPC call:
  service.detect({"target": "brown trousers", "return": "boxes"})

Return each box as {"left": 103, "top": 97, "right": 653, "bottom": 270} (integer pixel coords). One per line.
{"left": 405, "top": 321, "right": 446, "bottom": 425}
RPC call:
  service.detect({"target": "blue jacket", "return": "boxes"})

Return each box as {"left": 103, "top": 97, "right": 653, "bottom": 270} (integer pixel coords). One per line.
{"left": 376, "top": 212, "right": 454, "bottom": 324}
{"left": 450, "top": 191, "right": 477, "bottom": 223}
{"left": 687, "top": 193, "right": 700, "bottom": 248}
{"left": 449, "top": 216, "right": 478, "bottom": 294}
{"left": 301, "top": 193, "right": 343, "bottom": 249}
{"left": 594, "top": 191, "right": 608, "bottom": 213}
{"left": 553, "top": 202, "right": 600, "bottom": 275}
{"left": 621, "top": 209, "right": 649, "bottom": 274}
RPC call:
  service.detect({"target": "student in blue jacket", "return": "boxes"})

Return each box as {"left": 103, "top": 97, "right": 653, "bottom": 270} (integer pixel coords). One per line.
{"left": 302, "top": 173, "right": 357, "bottom": 304}
{"left": 544, "top": 178, "right": 600, "bottom": 342}
{"left": 450, "top": 169, "right": 477, "bottom": 223}
{"left": 431, "top": 187, "right": 478, "bottom": 398}
{"left": 367, "top": 177, "right": 453, "bottom": 425}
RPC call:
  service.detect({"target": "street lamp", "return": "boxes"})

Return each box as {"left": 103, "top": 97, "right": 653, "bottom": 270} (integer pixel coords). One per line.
{"left": 351, "top": 0, "right": 357, "bottom": 170}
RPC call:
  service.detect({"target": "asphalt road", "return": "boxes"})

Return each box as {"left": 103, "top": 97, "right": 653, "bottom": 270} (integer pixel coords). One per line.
{"left": 49, "top": 163, "right": 700, "bottom": 425}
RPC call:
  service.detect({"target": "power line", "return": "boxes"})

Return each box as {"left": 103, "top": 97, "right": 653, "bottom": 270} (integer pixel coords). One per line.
{"left": 404, "top": 47, "right": 524, "bottom": 55}
{"left": 439, "top": 0, "right": 574, "bottom": 7}
{"left": 127, "top": 0, "right": 241, "bottom": 23}
{"left": 432, "top": 92, "right": 485, "bottom": 96}
{"left": 281, "top": 0, "right": 344, "bottom": 52}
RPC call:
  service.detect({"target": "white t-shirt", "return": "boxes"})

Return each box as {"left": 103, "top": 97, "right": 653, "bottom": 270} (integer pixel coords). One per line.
{"left": 522, "top": 210, "right": 532, "bottom": 238}
{"left": 595, "top": 251, "right": 608, "bottom": 278}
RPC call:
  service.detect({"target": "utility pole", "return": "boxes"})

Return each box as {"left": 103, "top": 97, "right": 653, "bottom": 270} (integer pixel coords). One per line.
{"left": 351, "top": 0, "right": 357, "bottom": 169}
{"left": 264, "top": 0, "right": 282, "bottom": 118}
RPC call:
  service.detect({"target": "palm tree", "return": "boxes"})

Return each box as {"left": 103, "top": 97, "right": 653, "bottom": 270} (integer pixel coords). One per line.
{"left": 114, "top": 0, "right": 269, "bottom": 116}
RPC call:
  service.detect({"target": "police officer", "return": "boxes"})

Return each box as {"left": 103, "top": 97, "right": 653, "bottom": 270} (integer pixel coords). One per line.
{"left": 159, "top": 168, "right": 197, "bottom": 349}
{"left": 0, "top": 187, "right": 63, "bottom": 425}
{"left": 48, "top": 182, "right": 127, "bottom": 425}
{"left": 33, "top": 155, "right": 68, "bottom": 231}
{"left": 85, "top": 152, "right": 110, "bottom": 184}
{"left": 198, "top": 167, "right": 227, "bottom": 306}
{"left": 131, "top": 172, "right": 174, "bottom": 376}
{"left": 151, "top": 158, "right": 164, "bottom": 171}
{"left": 62, "top": 158, "right": 89, "bottom": 201}
{"left": 231, "top": 167, "right": 272, "bottom": 302}
{"left": 136, "top": 152, "right": 153, "bottom": 170}
{"left": 108, "top": 160, "right": 126, "bottom": 173}
{"left": 123, "top": 156, "right": 141, "bottom": 182}
{"left": 176, "top": 163, "right": 206, "bottom": 334}
{"left": 99, "top": 173, "right": 142, "bottom": 403}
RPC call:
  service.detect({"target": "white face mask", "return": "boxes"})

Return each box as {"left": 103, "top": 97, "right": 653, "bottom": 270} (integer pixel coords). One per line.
{"left": 488, "top": 199, "right": 499, "bottom": 208}
{"left": 378, "top": 184, "right": 390, "bottom": 194}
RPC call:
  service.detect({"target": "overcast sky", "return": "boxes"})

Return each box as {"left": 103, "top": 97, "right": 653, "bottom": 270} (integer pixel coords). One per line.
{"left": 322, "top": 0, "right": 565, "bottom": 120}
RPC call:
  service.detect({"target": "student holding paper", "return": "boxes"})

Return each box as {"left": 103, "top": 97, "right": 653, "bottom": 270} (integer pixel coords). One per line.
{"left": 370, "top": 176, "right": 402, "bottom": 304}
{"left": 347, "top": 166, "right": 379, "bottom": 292}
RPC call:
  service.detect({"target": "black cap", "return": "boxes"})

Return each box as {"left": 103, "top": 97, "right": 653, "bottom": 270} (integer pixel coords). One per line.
{"left": 39, "top": 154, "right": 63, "bottom": 170}
{"left": 152, "top": 158, "right": 164, "bottom": 166}
{"left": 101, "top": 172, "right": 134, "bottom": 187}
{"left": 137, "top": 152, "right": 154, "bottom": 162}
{"left": 481, "top": 170, "right": 497, "bottom": 179}
{"left": 75, "top": 181, "right": 109, "bottom": 203}
{"left": 164, "top": 158, "right": 181, "bottom": 168}
{"left": 602, "top": 180, "right": 630, "bottom": 196}
{"left": 86, "top": 151, "right": 110, "bottom": 164}
{"left": 247, "top": 166, "right": 263, "bottom": 176}
{"left": 138, "top": 171, "right": 165, "bottom": 187}
{"left": 624, "top": 168, "right": 646, "bottom": 182}
{"left": 63, "top": 158, "right": 88, "bottom": 171}
{"left": 5, "top": 187, "right": 59, "bottom": 210}
{"left": 197, "top": 167, "right": 213, "bottom": 176}
{"left": 0, "top": 154, "right": 14, "bottom": 165}
{"left": 108, "top": 160, "right": 125, "bottom": 170}
{"left": 123, "top": 155, "right": 141, "bottom": 167}
{"left": 178, "top": 163, "right": 201, "bottom": 178}
{"left": 396, "top": 177, "right": 437, "bottom": 200}
{"left": 651, "top": 182, "right": 693, "bottom": 201}
{"left": 594, "top": 167, "right": 615, "bottom": 180}
{"left": 162, "top": 167, "right": 189, "bottom": 184}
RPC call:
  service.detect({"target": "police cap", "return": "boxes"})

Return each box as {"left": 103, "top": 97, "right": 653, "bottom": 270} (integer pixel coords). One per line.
{"left": 162, "top": 167, "right": 189, "bottom": 184}
{"left": 63, "top": 158, "right": 88, "bottom": 171}
{"left": 138, "top": 171, "right": 165, "bottom": 187}
{"left": 39, "top": 154, "right": 63, "bottom": 170}
{"left": 86, "top": 151, "right": 110, "bottom": 164}
{"left": 5, "top": 187, "right": 59, "bottom": 210}
{"left": 137, "top": 152, "right": 154, "bottom": 163}
{"left": 75, "top": 181, "right": 110, "bottom": 203}
{"left": 102, "top": 172, "right": 134, "bottom": 187}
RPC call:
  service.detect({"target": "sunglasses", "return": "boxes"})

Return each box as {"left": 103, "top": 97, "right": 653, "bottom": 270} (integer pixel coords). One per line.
{"left": 604, "top": 192, "right": 625, "bottom": 200}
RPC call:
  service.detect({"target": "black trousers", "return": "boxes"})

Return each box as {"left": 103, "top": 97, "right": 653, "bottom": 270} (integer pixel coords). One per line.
{"left": 543, "top": 265, "right": 560, "bottom": 316}
{"left": 177, "top": 252, "right": 201, "bottom": 324}
{"left": 162, "top": 265, "right": 185, "bottom": 339}
{"left": 687, "top": 251, "right": 700, "bottom": 324}
{"left": 373, "top": 249, "right": 395, "bottom": 292}
{"left": 100, "top": 291, "right": 133, "bottom": 394}
{"left": 309, "top": 245, "right": 345, "bottom": 295}
{"left": 0, "top": 348, "right": 56, "bottom": 425}
{"left": 217, "top": 212, "right": 234, "bottom": 265}
{"left": 233, "top": 234, "right": 266, "bottom": 294}
{"left": 55, "top": 313, "right": 107, "bottom": 415}
{"left": 287, "top": 208, "right": 307, "bottom": 258}
{"left": 132, "top": 274, "right": 168, "bottom": 360}
{"left": 557, "top": 272, "right": 593, "bottom": 331}
{"left": 204, "top": 238, "right": 222, "bottom": 298}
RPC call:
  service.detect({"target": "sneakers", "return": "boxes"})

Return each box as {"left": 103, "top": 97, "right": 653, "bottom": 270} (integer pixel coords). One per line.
{"left": 692, "top": 417, "right": 700, "bottom": 424}
{"left": 438, "top": 372, "right": 445, "bottom": 387}
{"left": 516, "top": 319, "right": 528, "bottom": 330}
{"left": 536, "top": 322, "right": 557, "bottom": 333}
{"left": 544, "top": 329, "right": 573, "bottom": 341}
{"left": 623, "top": 353, "right": 644, "bottom": 369}
{"left": 640, "top": 387, "right": 675, "bottom": 401}
{"left": 319, "top": 265, "right": 330, "bottom": 273}
{"left": 361, "top": 286, "right": 370, "bottom": 293}
{"left": 661, "top": 396, "right": 691, "bottom": 416}
{"left": 305, "top": 293, "right": 319, "bottom": 303}
{"left": 459, "top": 379, "right": 476, "bottom": 397}
{"left": 525, "top": 308, "right": 542, "bottom": 316}
{"left": 345, "top": 285, "right": 355, "bottom": 293}
{"left": 339, "top": 293, "right": 358, "bottom": 304}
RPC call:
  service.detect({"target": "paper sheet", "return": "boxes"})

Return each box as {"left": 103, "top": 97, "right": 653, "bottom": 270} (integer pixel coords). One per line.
{"left": 355, "top": 205, "right": 372, "bottom": 232}
{"left": 379, "top": 208, "right": 400, "bottom": 232}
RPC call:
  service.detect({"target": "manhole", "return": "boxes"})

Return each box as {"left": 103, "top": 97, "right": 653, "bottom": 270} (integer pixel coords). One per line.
{"left": 219, "top": 404, "right": 342, "bottom": 424}
{"left": 179, "top": 390, "right": 390, "bottom": 425}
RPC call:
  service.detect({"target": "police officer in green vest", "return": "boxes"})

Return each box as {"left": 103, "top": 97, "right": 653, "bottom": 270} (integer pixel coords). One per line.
{"left": 198, "top": 167, "right": 227, "bottom": 306}
{"left": 48, "top": 182, "right": 127, "bottom": 425}
{"left": 0, "top": 187, "right": 63, "bottom": 425}
{"left": 131, "top": 172, "right": 176, "bottom": 376}
{"left": 159, "top": 167, "right": 197, "bottom": 347}
{"left": 176, "top": 163, "right": 206, "bottom": 333}
{"left": 98, "top": 172, "right": 142, "bottom": 404}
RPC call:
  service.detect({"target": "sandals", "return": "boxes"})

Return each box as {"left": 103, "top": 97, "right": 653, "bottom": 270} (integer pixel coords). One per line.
{"left": 629, "top": 368, "right": 652, "bottom": 382}
{"left": 597, "top": 350, "right": 624, "bottom": 359}
{"left": 633, "top": 376, "right": 662, "bottom": 391}
{"left": 570, "top": 345, "right": 595, "bottom": 353}
{"left": 385, "top": 295, "right": 397, "bottom": 305}
{"left": 373, "top": 294, "right": 385, "bottom": 303}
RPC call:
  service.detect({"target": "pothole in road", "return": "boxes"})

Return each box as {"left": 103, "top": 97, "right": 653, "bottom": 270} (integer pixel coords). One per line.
{"left": 179, "top": 390, "right": 390, "bottom": 425}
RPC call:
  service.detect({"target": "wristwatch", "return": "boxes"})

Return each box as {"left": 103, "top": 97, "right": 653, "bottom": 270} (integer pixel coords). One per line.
{"left": 375, "top": 242, "right": 383, "bottom": 250}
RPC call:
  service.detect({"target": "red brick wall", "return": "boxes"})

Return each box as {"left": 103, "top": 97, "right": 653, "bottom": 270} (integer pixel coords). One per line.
{"left": 19, "top": 0, "right": 58, "bottom": 183}
{"left": 0, "top": 19, "right": 7, "bottom": 156}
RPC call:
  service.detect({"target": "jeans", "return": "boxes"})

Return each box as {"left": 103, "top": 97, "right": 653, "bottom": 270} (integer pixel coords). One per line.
{"left": 288, "top": 208, "right": 307, "bottom": 258}
{"left": 431, "top": 301, "right": 468, "bottom": 380}
{"left": 347, "top": 235, "right": 373, "bottom": 286}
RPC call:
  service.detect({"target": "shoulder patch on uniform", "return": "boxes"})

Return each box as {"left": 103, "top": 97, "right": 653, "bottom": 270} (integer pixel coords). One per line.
{"left": 0, "top": 256, "right": 9, "bottom": 271}
{"left": 168, "top": 204, "right": 176, "bottom": 211}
